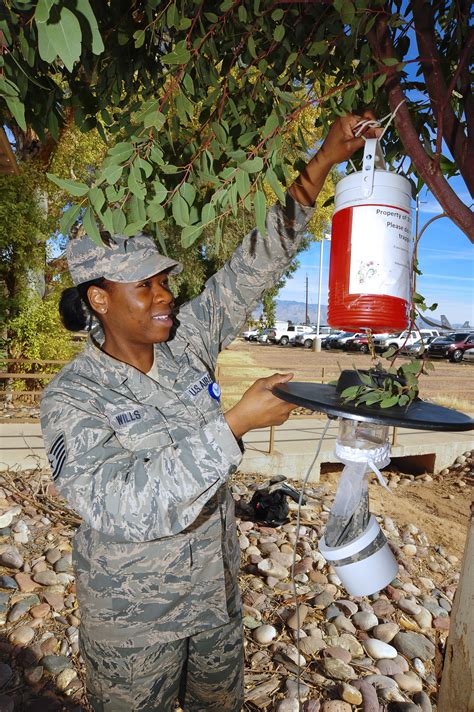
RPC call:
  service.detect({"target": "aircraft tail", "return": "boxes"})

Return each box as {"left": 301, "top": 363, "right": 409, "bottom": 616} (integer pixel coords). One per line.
{"left": 440, "top": 315, "right": 452, "bottom": 329}
{"left": 461, "top": 320, "right": 471, "bottom": 329}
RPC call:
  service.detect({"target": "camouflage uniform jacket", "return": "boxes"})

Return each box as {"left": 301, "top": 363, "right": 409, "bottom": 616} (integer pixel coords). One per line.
{"left": 40, "top": 195, "right": 314, "bottom": 646}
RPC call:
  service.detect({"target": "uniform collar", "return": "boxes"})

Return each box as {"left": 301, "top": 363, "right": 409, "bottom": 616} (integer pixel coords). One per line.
{"left": 81, "top": 323, "right": 189, "bottom": 388}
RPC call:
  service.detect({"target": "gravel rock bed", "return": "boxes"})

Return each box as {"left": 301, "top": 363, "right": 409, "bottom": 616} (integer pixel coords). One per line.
{"left": 0, "top": 452, "right": 470, "bottom": 710}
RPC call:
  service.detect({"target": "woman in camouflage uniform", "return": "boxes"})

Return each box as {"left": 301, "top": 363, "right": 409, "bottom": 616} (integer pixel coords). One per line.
{"left": 41, "top": 113, "right": 379, "bottom": 711}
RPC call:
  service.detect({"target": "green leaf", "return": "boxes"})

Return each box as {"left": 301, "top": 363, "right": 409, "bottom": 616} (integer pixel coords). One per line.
{"left": 161, "top": 41, "right": 191, "bottom": 65}
{"left": 240, "top": 156, "right": 264, "bottom": 173}
{"left": 59, "top": 204, "right": 82, "bottom": 235}
{"left": 340, "top": 385, "right": 362, "bottom": 399}
{"left": 88, "top": 187, "right": 105, "bottom": 213}
{"left": 75, "top": 0, "right": 104, "bottom": 55}
{"left": 380, "top": 395, "right": 400, "bottom": 408}
{"left": 172, "top": 192, "right": 190, "bottom": 227}
{"left": 127, "top": 171, "right": 146, "bottom": 199}
{"left": 46, "top": 173, "right": 89, "bottom": 196}
{"left": 111, "top": 208, "right": 127, "bottom": 234}
{"left": 123, "top": 220, "right": 146, "bottom": 237}
{"left": 235, "top": 169, "right": 250, "bottom": 201}
{"left": 108, "top": 141, "right": 134, "bottom": 162}
{"left": 34, "top": 0, "right": 55, "bottom": 24}
{"left": 136, "top": 158, "right": 153, "bottom": 179}
{"left": 0, "top": 76, "right": 20, "bottom": 98}
{"left": 382, "top": 57, "right": 401, "bottom": 66}
{"left": 152, "top": 180, "right": 167, "bottom": 203}
{"left": 100, "top": 164, "right": 123, "bottom": 185}
{"left": 133, "top": 29, "right": 146, "bottom": 48}
{"left": 308, "top": 40, "right": 328, "bottom": 56}
{"left": 265, "top": 167, "right": 285, "bottom": 203}
{"left": 201, "top": 203, "right": 216, "bottom": 225}
{"left": 46, "top": 7, "right": 82, "bottom": 71}
{"left": 82, "top": 207, "right": 101, "bottom": 243}
{"left": 101, "top": 207, "right": 114, "bottom": 234}
{"left": 247, "top": 36, "right": 257, "bottom": 59}
{"left": 179, "top": 182, "right": 196, "bottom": 207}
{"left": 339, "top": 1, "right": 355, "bottom": 25}
{"left": 273, "top": 25, "right": 285, "bottom": 42}
{"left": 4, "top": 97, "right": 26, "bottom": 131}
{"left": 181, "top": 223, "right": 204, "bottom": 247}
{"left": 146, "top": 201, "right": 165, "bottom": 222}
{"left": 254, "top": 189, "right": 266, "bottom": 237}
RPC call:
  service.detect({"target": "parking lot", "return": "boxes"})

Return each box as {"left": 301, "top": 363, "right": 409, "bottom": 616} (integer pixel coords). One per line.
{"left": 221, "top": 338, "right": 474, "bottom": 412}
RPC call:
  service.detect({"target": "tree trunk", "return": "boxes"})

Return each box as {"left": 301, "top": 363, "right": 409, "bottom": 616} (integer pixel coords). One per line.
{"left": 438, "top": 501, "right": 474, "bottom": 712}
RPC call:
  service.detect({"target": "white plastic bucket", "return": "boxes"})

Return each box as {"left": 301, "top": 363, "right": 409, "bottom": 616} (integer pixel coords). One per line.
{"left": 319, "top": 514, "right": 398, "bottom": 597}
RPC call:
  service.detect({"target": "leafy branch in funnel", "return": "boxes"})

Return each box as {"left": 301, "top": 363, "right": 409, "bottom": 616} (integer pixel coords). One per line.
{"left": 340, "top": 359, "right": 434, "bottom": 409}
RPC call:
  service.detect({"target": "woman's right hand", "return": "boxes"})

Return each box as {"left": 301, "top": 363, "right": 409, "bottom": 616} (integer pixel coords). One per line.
{"left": 224, "top": 372, "right": 297, "bottom": 439}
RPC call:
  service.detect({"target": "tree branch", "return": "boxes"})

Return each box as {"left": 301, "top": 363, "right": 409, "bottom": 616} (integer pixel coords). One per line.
{"left": 411, "top": 0, "right": 474, "bottom": 195}
{"left": 368, "top": 14, "right": 474, "bottom": 242}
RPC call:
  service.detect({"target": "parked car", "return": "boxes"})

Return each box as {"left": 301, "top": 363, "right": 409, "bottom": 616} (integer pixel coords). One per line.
{"left": 267, "top": 323, "right": 314, "bottom": 346}
{"left": 344, "top": 335, "right": 371, "bottom": 353}
{"left": 373, "top": 329, "right": 439, "bottom": 352}
{"left": 257, "top": 328, "right": 274, "bottom": 343}
{"left": 242, "top": 328, "right": 259, "bottom": 341}
{"left": 294, "top": 326, "right": 332, "bottom": 348}
{"left": 463, "top": 347, "right": 474, "bottom": 363}
{"left": 322, "top": 331, "right": 346, "bottom": 349}
{"left": 426, "top": 331, "right": 474, "bottom": 362}
{"left": 328, "top": 332, "right": 361, "bottom": 349}
{"left": 399, "top": 336, "right": 437, "bottom": 357}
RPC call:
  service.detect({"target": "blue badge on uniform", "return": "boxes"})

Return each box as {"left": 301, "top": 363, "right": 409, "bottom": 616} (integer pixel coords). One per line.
{"left": 208, "top": 382, "right": 221, "bottom": 401}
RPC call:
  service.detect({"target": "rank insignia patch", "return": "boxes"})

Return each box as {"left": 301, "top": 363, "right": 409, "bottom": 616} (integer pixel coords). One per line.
{"left": 48, "top": 433, "right": 67, "bottom": 481}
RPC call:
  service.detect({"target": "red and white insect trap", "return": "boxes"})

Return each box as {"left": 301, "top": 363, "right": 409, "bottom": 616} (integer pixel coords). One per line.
{"left": 328, "top": 138, "right": 413, "bottom": 332}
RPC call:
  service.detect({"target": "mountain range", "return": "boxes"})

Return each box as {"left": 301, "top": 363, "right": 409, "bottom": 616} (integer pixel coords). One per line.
{"left": 253, "top": 300, "right": 328, "bottom": 325}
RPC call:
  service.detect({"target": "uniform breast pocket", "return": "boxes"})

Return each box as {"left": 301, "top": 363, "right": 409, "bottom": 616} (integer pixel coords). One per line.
{"left": 109, "top": 406, "right": 173, "bottom": 452}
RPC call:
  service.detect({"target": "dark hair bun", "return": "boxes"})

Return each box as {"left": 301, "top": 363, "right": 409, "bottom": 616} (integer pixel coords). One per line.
{"left": 59, "top": 286, "right": 88, "bottom": 332}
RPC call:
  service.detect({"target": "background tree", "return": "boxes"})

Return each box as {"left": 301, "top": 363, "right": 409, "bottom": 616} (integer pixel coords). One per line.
{"left": 0, "top": 0, "right": 471, "bottom": 245}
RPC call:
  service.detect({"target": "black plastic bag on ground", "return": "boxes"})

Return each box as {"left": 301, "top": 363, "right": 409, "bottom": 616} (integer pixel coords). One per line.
{"left": 239, "top": 482, "right": 306, "bottom": 527}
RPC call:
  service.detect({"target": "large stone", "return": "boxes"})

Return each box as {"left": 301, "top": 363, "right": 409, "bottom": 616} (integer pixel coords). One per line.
{"left": 372, "top": 622, "right": 399, "bottom": 642}
{"left": 321, "top": 702, "right": 352, "bottom": 712}
{"left": 322, "top": 658, "right": 357, "bottom": 681}
{"left": 363, "top": 638, "right": 397, "bottom": 660}
{"left": 352, "top": 611, "right": 378, "bottom": 631}
{"left": 41, "top": 655, "right": 72, "bottom": 674}
{"left": 0, "top": 547, "right": 23, "bottom": 569}
{"left": 9, "top": 625, "right": 35, "bottom": 646}
{"left": 392, "top": 632, "right": 436, "bottom": 661}
{"left": 340, "top": 682, "right": 362, "bottom": 705}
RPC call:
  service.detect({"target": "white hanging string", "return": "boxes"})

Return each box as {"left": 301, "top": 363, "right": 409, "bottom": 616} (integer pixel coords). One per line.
{"left": 347, "top": 99, "right": 406, "bottom": 172}
{"left": 291, "top": 418, "right": 331, "bottom": 710}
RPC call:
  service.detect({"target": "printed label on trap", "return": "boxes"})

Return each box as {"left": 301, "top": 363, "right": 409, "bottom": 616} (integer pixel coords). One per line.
{"left": 348, "top": 205, "right": 412, "bottom": 300}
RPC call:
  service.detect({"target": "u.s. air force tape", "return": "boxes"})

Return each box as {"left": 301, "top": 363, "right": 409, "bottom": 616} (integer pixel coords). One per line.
{"left": 208, "top": 382, "right": 221, "bottom": 401}
{"left": 48, "top": 432, "right": 67, "bottom": 480}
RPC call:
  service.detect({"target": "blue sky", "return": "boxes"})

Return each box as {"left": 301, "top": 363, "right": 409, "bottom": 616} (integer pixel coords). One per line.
{"left": 279, "top": 176, "right": 474, "bottom": 326}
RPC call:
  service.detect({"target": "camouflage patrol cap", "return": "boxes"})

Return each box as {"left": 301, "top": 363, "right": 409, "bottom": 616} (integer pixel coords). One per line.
{"left": 66, "top": 233, "right": 182, "bottom": 286}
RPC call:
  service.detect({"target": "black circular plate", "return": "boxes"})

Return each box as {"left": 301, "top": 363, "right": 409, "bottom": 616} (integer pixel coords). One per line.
{"left": 274, "top": 382, "right": 474, "bottom": 431}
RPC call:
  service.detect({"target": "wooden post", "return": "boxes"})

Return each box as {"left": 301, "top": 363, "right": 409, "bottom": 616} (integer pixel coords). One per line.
{"left": 438, "top": 501, "right": 474, "bottom": 712}
{"left": 268, "top": 426, "right": 275, "bottom": 454}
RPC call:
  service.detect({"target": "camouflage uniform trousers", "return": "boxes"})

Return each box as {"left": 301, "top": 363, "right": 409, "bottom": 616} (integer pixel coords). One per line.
{"left": 79, "top": 613, "right": 244, "bottom": 712}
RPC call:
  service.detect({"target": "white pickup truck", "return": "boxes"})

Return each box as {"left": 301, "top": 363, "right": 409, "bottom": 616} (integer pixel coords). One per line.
{"left": 267, "top": 323, "right": 314, "bottom": 345}
{"left": 373, "top": 329, "right": 440, "bottom": 352}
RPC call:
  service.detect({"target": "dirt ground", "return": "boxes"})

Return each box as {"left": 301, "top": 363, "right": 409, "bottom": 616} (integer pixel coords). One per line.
{"left": 220, "top": 339, "right": 474, "bottom": 563}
